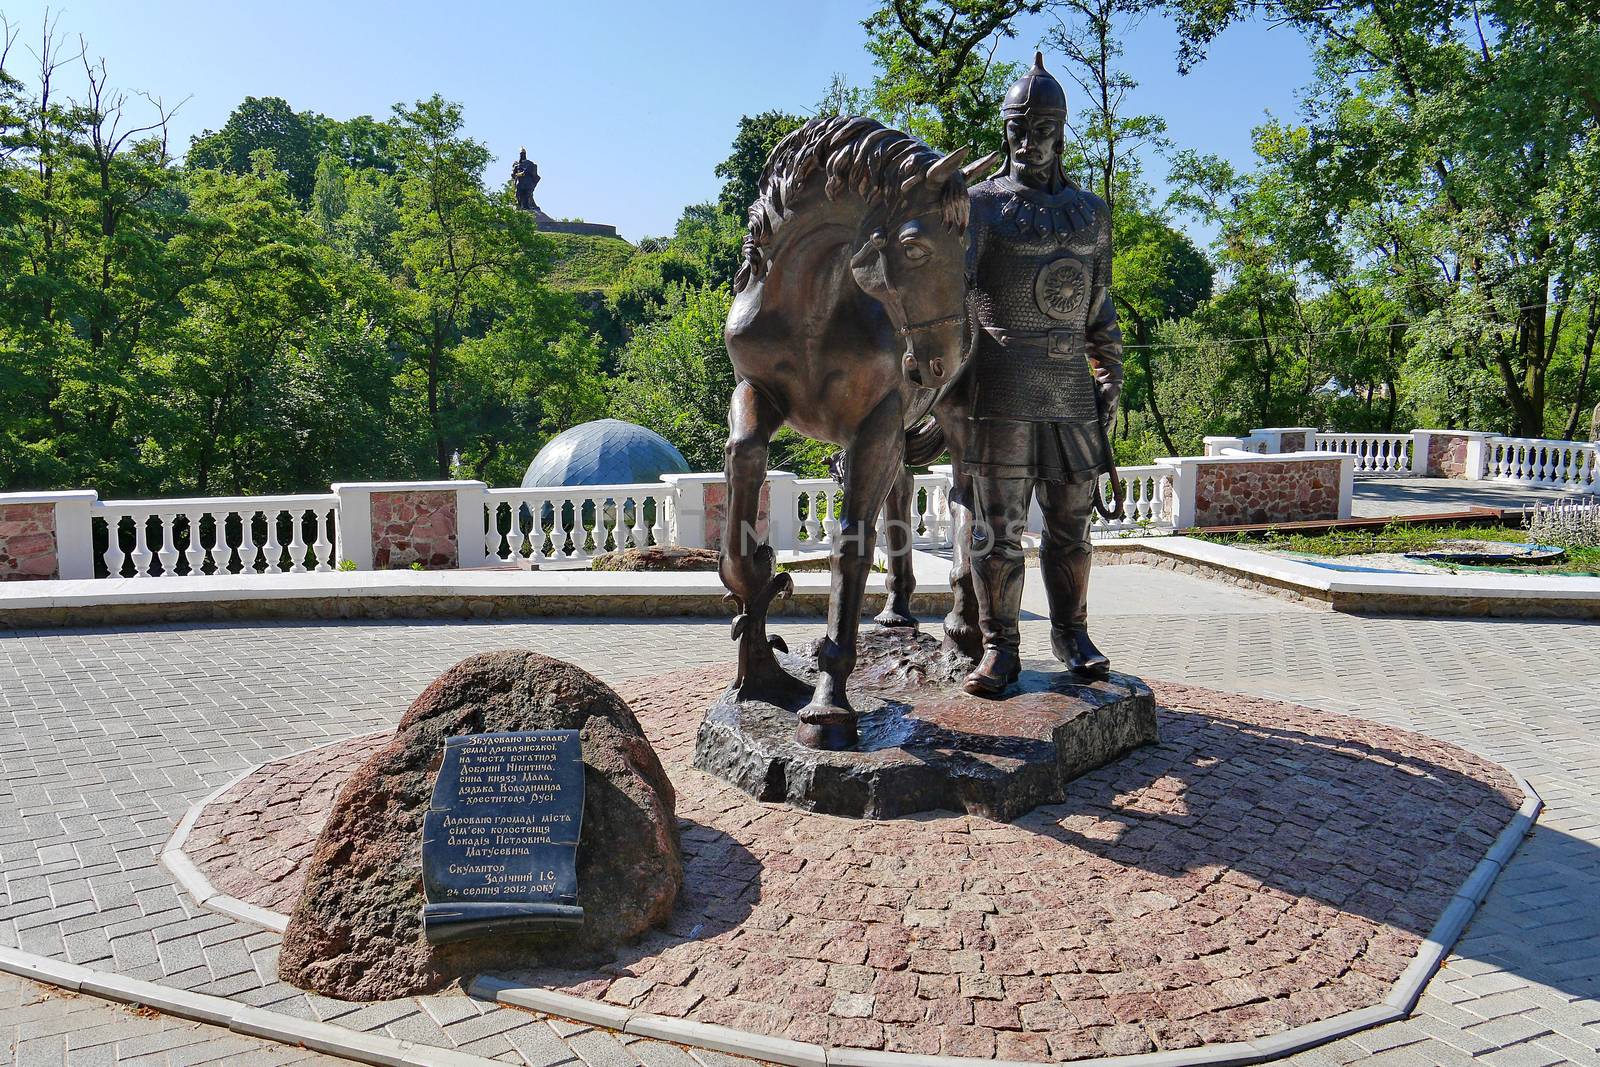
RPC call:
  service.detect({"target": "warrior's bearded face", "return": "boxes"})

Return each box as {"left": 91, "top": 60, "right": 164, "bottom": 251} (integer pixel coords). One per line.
{"left": 1005, "top": 113, "right": 1064, "bottom": 187}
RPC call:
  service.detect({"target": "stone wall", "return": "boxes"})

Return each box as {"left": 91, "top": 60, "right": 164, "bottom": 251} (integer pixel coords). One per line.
{"left": 0, "top": 502, "right": 57, "bottom": 581}
{"left": 533, "top": 210, "right": 620, "bottom": 239}
{"left": 703, "top": 481, "right": 770, "bottom": 553}
{"left": 0, "top": 588, "right": 956, "bottom": 629}
{"left": 1193, "top": 458, "right": 1343, "bottom": 527}
{"left": 370, "top": 490, "right": 457, "bottom": 569}
{"left": 1426, "top": 432, "right": 1472, "bottom": 478}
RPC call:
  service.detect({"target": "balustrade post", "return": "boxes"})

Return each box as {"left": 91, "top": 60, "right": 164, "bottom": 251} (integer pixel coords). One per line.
{"left": 1204, "top": 436, "right": 1246, "bottom": 457}
{"left": 765, "top": 471, "right": 799, "bottom": 552}
{"left": 1409, "top": 430, "right": 1431, "bottom": 475}
{"left": 452, "top": 481, "right": 489, "bottom": 569}
{"left": 659, "top": 473, "right": 720, "bottom": 549}
{"left": 1158, "top": 458, "right": 1196, "bottom": 530}
{"left": 1464, "top": 432, "right": 1491, "bottom": 479}
{"left": 331, "top": 483, "right": 373, "bottom": 569}
{"left": 0, "top": 490, "right": 98, "bottom": 581}
{"left": 53, "top": 491, "right": 98, "bottom": 579}
{"left": 1249, "top": 427, "right": 1318, "bottom": 454}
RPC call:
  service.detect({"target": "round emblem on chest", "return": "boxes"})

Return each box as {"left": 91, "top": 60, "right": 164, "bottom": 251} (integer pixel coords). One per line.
{"left": 1033, "top": 256, "right": 1090, "bottom": 321}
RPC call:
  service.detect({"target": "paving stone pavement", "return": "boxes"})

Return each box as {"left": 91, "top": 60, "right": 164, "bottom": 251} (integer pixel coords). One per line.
{"left": 185, "top": 674, "right": 1522, "bottom": 1058}
{"left": 1349, "top": 476, "right": 1571, "bottom": 518}
{"left": 0, "top": 971, "right": 348, "bottom": 1066}
{"left": 0, "top": 565, "right": 1595, "bottom": 1065}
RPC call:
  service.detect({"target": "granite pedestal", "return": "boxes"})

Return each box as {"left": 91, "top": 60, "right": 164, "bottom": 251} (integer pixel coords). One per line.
{"left": 693, "top": 629, "right": 1157, "bottom": 820}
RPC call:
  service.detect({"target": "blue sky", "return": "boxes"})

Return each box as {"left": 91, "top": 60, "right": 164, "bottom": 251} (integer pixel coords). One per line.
{"left": 2, "top": 1, "right": 1314, "bottom": 242}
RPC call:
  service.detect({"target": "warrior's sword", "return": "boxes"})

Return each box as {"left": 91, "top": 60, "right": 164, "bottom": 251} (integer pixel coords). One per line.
{"left": 1091, "top": 390, "right": 1126, "bottom": 522}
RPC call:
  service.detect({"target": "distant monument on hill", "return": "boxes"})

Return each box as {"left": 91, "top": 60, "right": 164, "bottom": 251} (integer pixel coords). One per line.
{"left": 510, "top": 146, "right": 620, "bottom": 239}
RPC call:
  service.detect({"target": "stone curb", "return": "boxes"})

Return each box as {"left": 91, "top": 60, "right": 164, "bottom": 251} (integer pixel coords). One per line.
{"left": 0, "top": 550, "right": 956, "bottom": 629}
{"left": 160, "top": 731, "right": 392, "bottom": 935}
{"left": 151, "top": 739, "right": 1544, "bottom": 1067}
{"left": 0, "top": 945, "right": 506, "bottom": 1067}
{"left": 1096, "top": 537, "right": 1600, "bottom": 619}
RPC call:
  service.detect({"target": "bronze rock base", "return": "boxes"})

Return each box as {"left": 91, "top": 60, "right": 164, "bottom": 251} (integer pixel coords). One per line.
{"left": 693, "top": 628, "right": 1157, "bottom": 821}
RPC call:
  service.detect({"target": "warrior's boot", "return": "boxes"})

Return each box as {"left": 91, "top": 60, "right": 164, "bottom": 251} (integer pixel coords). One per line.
{"left": 964, "top": 647, "right": 1021, "bottom": 696}
{"left": 1038, "top": 495, "right": 1109, "bottom": 678}
{"left": 964, "top": 504, "right": 1028, "bottom": 697}
{"left": 1053, "top": 627, "right": 1110, "bottom": 679}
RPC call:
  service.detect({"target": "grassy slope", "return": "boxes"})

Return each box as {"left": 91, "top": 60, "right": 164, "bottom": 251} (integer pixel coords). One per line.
{"left": 1198, "top": 522, "right": 1600, "bottom": 575}
{"left": 543, "top": 232, "right": 636, "bottom": 294}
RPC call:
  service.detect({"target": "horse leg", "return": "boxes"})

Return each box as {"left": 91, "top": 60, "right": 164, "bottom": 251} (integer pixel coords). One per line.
{"left": 722, "top": 380, "right": 808, "bottom": 703}
{"left": 799, "top": 392, "right": 905, "bottom": 749}
{"left": 873, "top": 466, "right": 918, "bottom": 628}
{"left": 935, "top": 404, "right": 981, "bottom": 660}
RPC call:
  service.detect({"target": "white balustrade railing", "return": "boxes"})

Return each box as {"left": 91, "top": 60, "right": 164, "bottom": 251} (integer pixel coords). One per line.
{"left": 483, "top": 483, "right": 673, "bottom": 564}
{"left": 1316, "top": 432, "right": 1414, "bottom": 474}
{"left": 95, "top": 495, "right": 339, "bottom": 578}
{"left": 1484, "top": 436, "right": 1599, "bottom": 493}
{"left": 790, "top": 478, "right": 844, "bottom": 550}
{"left": 783, "top": 475, "right": 962, "bottom": 551}
{"left": 15, "top": 464, "right": 1189, "bottom": 585}
{"left": 1099, "top": 465, "right": 1173, "bottom": 532}
{"left": 909, "top": 473, "right": 955, "bottom": 546}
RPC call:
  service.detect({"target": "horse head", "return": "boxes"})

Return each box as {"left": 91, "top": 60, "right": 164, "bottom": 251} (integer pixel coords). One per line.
{"left": 849, "top": 146, "right": 1001, "bottom": 389}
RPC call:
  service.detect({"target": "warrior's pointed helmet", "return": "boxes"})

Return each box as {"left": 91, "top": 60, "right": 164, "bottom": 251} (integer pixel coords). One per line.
{"left": 1002, "top": 51, "right": 1067, "bottom": 118}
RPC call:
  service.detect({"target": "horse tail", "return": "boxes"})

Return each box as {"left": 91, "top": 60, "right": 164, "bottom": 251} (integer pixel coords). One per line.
{"left": 904, "top": 416, "right": 948, "bottom": 467}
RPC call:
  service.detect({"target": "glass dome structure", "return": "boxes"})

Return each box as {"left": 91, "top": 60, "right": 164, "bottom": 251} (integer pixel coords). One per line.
{"left": 522, "top": 419, "right": 691, "bottom": 488}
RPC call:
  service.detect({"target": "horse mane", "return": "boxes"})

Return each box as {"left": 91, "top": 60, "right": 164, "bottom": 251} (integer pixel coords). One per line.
{"left": 734, "top": 115, "right": 970, "bottom": 293}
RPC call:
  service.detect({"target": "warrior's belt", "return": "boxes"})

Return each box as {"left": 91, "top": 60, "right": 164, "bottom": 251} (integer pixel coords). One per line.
{"left": 979, "top": 325, "right": 1080, "bottom": 356}
{"left": 977, "top": 328, "right": 1126, "bottom": 520}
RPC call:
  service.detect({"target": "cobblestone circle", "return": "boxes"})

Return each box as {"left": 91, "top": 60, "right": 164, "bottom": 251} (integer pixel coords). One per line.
{"left": 1, "top": 565, "right": 1596, "bottom": 1066}
{"left": 185, "top": 671, "right": 1519, "bottom": 1060}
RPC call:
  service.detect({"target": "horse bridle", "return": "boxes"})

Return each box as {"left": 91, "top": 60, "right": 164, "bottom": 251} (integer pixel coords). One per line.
{"left": 860, "top": 209, "right": 966, "bottom": 340}
{"left": 896, "top": 312, "right": 963, "bottom": 337}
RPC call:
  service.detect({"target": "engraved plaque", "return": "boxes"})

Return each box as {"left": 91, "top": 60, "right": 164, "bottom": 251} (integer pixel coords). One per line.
{"left": 420, "top": 731, "right": 585, "bottom": 944}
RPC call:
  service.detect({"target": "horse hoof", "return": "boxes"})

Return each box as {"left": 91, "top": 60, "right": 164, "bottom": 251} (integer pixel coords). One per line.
{"left": 942, "top": 623, "right": 982, "bottom": 662}
{"left": 873, "top": 608, "right": 918, "bottom": 629}
{"left": 795, "top": 718, "right": 858, "bottom": 751}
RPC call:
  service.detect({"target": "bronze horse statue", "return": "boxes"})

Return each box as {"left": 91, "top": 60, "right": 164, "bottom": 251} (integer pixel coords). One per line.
{"left": 720, "top": 115, "right": 996, "bottom": 750}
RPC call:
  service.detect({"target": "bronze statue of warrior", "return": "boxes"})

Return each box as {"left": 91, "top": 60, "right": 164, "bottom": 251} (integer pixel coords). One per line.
{"left": 512, "top": 148, "right": 540, "bottom": 212}
{"left": 958, "top": 52, "right": 1124, "bottom": 697}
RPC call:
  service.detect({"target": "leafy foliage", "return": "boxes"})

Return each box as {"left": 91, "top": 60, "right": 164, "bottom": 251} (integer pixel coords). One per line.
{"left": 0, "top": 31, "right": 604, "bottom": 494}
{"left": 4, "top": 3, "right": 1598, "bottom": 498}
{"left": 715, "top": 110, "right": 805, "bottom": 215}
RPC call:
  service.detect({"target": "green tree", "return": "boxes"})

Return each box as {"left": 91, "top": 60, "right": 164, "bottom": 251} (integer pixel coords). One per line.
{"left": 188, "top": 96, "right": 319, "bottom": 201}
{"left": 0, "top": 28, "right": 202, "bottom": 493}
{"left": 862, "top": 0, "right": 1037, "bottom": 152}
{"left": 159, "top": 155, "right": 403, "bottom": 493}
{"left": 387, "top": 94, "right": 587, "bottom": 477}
{"left": 609, "top": 203, "right": 744, "bottom": 330}
{"left": 1165, "top": 0, "right": 1600, "bottom": 437}
{"left": 1111, "top": 196, "right": 1212, "bottom": 454}
{"left": 1043, "top": 0, "right": 1166, "bottom": 216}
{"left": 609, "top": 285, "right": 736, "bottom": 471}
{"left": 715, "top": 110, "right": 804, "bottom": 214}
{"left": 310, "top": 151, "right": 348, "bottom": 234}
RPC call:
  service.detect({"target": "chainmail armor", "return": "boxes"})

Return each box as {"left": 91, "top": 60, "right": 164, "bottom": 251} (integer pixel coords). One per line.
{"left": 967, "top": 178, "right": 1114, "bottom": 423}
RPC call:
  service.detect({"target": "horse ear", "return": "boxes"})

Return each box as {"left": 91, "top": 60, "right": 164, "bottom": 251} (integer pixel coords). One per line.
{"left": 926, "top": 145, "right": 972, "bottom": 186}
{"left": 963, "top": 150, "right": 1002, "bottom": 183}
